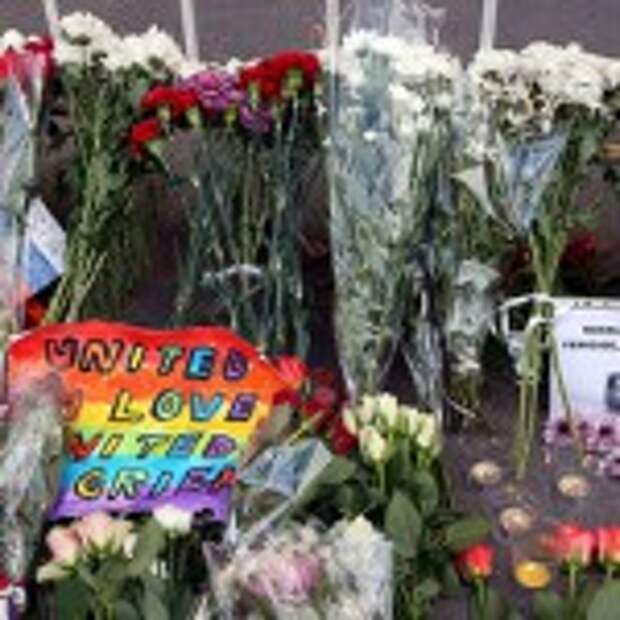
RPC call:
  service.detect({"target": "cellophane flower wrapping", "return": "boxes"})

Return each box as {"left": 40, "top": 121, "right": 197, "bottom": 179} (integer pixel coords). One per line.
{"left": 0, "top": 375, "right": 64, "bottom": 584}
{"left": 0, "top": 44, "right": 46, "bottom": 348}
{"left": 458, "top": 42, "right": 620, "bottom": 474}
{"left": 203, "top": 517, "right": 392, "bottom": 620}
{"left": 327, "top": 1, "right": 460, "bottom": 412}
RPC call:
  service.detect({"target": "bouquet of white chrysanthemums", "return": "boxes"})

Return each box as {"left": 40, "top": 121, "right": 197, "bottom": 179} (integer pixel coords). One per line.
{"left": 328, "top": 26, "right": 460, "bottom": 402}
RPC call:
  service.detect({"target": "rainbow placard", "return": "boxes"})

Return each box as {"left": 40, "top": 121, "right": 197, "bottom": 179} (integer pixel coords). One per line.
{"left": 7, "top": 322, "right": 288, "bottom": 521}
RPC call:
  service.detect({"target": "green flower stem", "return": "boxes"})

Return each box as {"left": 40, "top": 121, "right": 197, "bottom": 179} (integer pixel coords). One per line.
{"left": 606, "top": 564, "right": 616, "bottom": 582}
{"left": 568, "top": 562, "right": 579, "bottom": 604}
{"left": 377, "top": 461, "right": 387, "bottom": 497}
{"left": 473, "top": 577, "right": 486, "bottom": 620}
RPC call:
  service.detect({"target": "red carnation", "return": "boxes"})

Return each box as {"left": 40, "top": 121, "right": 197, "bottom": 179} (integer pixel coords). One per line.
{"left": 140, "top": 85, "right": 199, "bottom": 119}
{"left": 455, "top": 543, "right": 495, "bottom": 581}
{"left": 239, "top": 50, "right": 320, "bottom": 103}
{"left": 130, "top": 118, "right": 163, "bottom": 157}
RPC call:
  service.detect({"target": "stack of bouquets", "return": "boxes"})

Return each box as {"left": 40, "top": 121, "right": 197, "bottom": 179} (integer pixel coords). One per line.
{"left": 46, "top": 12, "right": 199, "bottom": 322}
{"left": 205, "top": 517, "right": 392, "bottom": 620}
{"left": 132, "top": 50, "right": 322, "bottom": 356}
{"left": 459, "top": 43, "right": 620, "bottom": 476}
{"left": 326, "top": 14, "right": 460, "bottom": 402}
{"left": 0, "top": 31, "right": 53, "bottom": 342}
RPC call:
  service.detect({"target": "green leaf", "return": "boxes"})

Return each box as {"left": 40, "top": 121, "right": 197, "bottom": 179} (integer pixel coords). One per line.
{"left": 54, "top": 577, "right": 90, "bottom": 620}
{"left": 142, "top": 589, "right": 169, "bottom": 620}
{"left": 316, "top": 457, "right": 356, "bottom": 485}
{"left": 441, "top": 562, "right": 464, "bottom": 596}
{"left": 533, "top": 590, "right": 564, "bottom": 620}
{"left": 126, "top": 519, "right": 166, "bottom": 578}
{"left": 384, "top": 490, "right": 422, "bottom": 559}
{"left": 587, "top": 581, "right": 620, "bottom": 620}
{"left": 413, "top": 578, "right": 441, "bottom": 603}
{"left": 411, "top": 470, "right": 440, "bottom": 517}
{"left": 444, "top": 516, "right": 490, "bottom": 552}
{"left": 114, "top": 600, "right": 141, "bottom": 620}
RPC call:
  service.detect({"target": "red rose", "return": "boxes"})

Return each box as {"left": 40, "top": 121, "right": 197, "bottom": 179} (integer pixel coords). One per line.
{"left": 455, "top": 543, "right": 495, "bottom": 580}
{"left": 273, "top": 355, "right": 308, "bottom": 391}
{"left": 541, "top": 523, "right": 595, "bottom": 567}
{"left": 329, "top": 417, "right": 358, "bottom": 455}
{"left": 130, "top": 118, "right": 163, "bottom": 157}
{"left": 562, "top": 231, "right": 597, "bottom": 267}
{"left": 596, "top": 527, "right": 620, "bottom": 566}
{"left": 140, "top": 86, "right": 198, "bottom": 119}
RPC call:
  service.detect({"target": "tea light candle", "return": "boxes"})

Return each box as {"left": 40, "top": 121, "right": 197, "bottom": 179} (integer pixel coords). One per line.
{"left": 500, "top": 507, "right": 533, "bottom": 536}
{"left": 514, "top": 560, "right": 552, "bottom": 589}
{"left": 557, "top": 474, "right": 590, "bottom": 499}
{"left": 469, "top": 460, "right": 502, "bottom": 487}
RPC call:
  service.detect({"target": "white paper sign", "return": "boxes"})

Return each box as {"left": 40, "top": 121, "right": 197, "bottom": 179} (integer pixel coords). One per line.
{"left": 550, "top": 298, "right": 620, "bottom": 422}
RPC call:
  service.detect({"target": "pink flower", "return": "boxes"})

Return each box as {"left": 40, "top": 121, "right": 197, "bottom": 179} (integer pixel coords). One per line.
{"left": 72, "top": 512, "right": 131, "bottom": 552}
{"left": 245, "top": 550, "right": 321, "bottom": 604}
{"left": 541, "top": 523, "right": 595, "bottom": 567}
{"left": 597, "top": 527, "right": 620, "bottom": 567}
{"left": 46, "top": 527, "right": 81, "bottom": 566}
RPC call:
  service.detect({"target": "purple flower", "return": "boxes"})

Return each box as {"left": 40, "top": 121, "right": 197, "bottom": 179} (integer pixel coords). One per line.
{"left": 239, "top": 102, "right": 273, "bottom": 134}
{"left": 179, "top": 70, "right": 243, "bottom": 115}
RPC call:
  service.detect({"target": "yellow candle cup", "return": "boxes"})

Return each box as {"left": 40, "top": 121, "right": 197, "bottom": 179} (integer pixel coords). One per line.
{"left": 514, "top": 560, "right": 552, "bottom": 589}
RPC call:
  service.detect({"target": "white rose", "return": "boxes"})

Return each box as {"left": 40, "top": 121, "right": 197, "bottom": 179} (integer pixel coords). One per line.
{"left": 416, "top": 414, "right": 438, "bottom": 451}
{"left": 359, "top": 426, "right": 387, "bottom": 463}
{"left": 153, "top": 504, "right": 193, "bottom": 535}
{"left": 398, "top": 406, "right": 422, "bottom": 437}
{"left": 357, "top": 395, "right": 376, "bottom": 425}
{"left": 342, "top": 407, "right": 358, "bottom": 436}
{"left": 376, "top": 393, "right": 399, "bottom": 429}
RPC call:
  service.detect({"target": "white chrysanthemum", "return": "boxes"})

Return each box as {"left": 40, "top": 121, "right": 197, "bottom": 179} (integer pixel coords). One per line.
{"left": 54, "top": 38, "right": 88, "bottom": 66}
{"left": 60, "top": 12, "right": 118, "bottom": 55}
{"left": 0, "top": 29, "right": 25, "bottom": 52}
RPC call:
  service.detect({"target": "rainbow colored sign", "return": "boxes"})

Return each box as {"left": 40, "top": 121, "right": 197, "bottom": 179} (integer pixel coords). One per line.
{"left": 7, "top": 322, "right": 288, "bottom": 521}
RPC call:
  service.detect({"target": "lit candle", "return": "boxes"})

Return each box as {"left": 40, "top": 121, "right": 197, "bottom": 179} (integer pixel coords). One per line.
{"left": 557, "top": 474, "right": 590, "bottom": 499}
{"left": 469, "top": 460, "right": 502, "bottom": 487}
{"left": 514, "top": 560, "right": 552, "bottom": 589}
{"left": 41, "top": 0, "right": 61, "bottom": 39}
{"left": 479, "top": 0, "right": 498, "bottom": 51}
{"left": 180, "top": 0, "right": 199, "bottom": 61}
{"left": 500, "top": 507, "right": 533, "bottom": 536}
